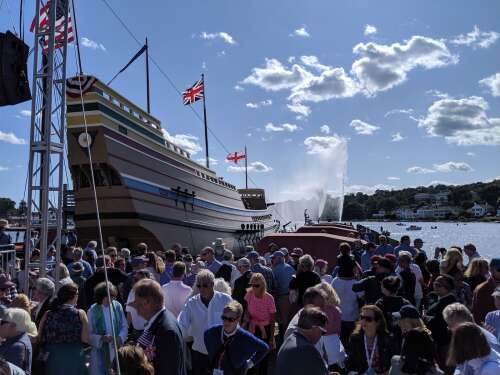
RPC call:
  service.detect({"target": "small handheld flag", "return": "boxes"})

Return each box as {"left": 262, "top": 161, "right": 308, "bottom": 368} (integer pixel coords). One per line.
{"left": 182, "top": 78, "right": 204, "bottom": 105}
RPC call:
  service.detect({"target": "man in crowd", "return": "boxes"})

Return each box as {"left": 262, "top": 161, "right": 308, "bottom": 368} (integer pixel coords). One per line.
{"left": 162, "top": 261, "right": 192, "bottom": 317}
{"left": 360, "top": 242, "right": 377, "bottom": 271}
{"left": 68, "top": 247, "right": 93, "bottom": 278}
{"left": 464, "top": 243, "right": 480, "bottom": 268}
{"left": 200, "top": 246, "right": 221, "bottom": 274}
{"left": 473, "top": 257, "right": 500, "bottom": 323}
{"left": 376, "top": 235, "right": 394, "bottom": 256}
{"left": 159, "top": 250, "right": 176, "bottom": 285}
{"left": 353, "top": 257, "right": 393, "bottom": 304}
{"left": 216, "top": 249, "right": 240, "bottom": 287}
{"left": 271, "top": 250, "right": 295, "bottom": 342}
{"left": 413, "top": 238, "right": 427, "bottom": 260}
{"left": 394, "top": 235, "right": 416, "bottom": 257}
{"left": 31, "top": 278, "right": 54, "bottom": 326}
{"left": 232, "top": 257, "right": 252, "bottom": 309}
{"left": 276, "top": 307, "right": 329, "bottom": 375}
{"left": 131, "top": 279, "right": 186, "bottom": 375}
{"left": 247, "top": 251, "right": 275, "bottom": 295}
{"left": 0, "top": 220, "right": 12, "bottom": 247}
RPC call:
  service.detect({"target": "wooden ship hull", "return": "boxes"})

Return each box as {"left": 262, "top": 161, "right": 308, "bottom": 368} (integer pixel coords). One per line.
{"left": 66, "top": 76, "right": 277, "bottom": 254}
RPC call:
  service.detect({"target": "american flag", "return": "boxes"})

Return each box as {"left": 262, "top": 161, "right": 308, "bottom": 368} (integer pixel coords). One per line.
{"left": 182, "top": 78, "right": 204, "bottom": 105}
{"left": 30, "top": 0, "right": 74, "bottom": 53}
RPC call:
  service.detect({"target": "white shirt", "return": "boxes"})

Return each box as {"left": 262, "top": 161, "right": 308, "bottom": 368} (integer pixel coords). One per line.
{"left": 162, "top": 280, "right": 192, "bottom": 318}
{"left": 332, "top": 278, "right": 362, "bottom": 322}
{"left": 126, "top": 290, "right": 147, "bottom": 330}
{"left": 178, "top": 291, "right": 232, "bottom": 354}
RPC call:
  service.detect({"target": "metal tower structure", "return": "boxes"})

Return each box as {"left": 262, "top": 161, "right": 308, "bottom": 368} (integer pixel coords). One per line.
{"left": 23, "top": 0, "right": 70, "bottom": 292}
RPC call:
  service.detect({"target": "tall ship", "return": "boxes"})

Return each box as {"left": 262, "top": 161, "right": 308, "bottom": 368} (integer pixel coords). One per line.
{"left": 65, "top": 76, "right": 278, "bottom": 254}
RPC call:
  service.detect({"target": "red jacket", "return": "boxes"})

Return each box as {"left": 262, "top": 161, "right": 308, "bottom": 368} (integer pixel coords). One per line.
{"left": 472, "top": 277, "right": 496, "bottom": 323}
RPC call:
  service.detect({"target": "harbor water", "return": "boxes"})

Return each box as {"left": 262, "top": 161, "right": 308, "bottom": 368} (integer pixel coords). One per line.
{"left": 354, "top": 221, "right": 500, "bottom": 260}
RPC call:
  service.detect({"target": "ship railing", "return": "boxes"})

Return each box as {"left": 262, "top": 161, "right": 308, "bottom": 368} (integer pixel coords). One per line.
{"left": 0, "top": 247, "right": 18, "bottom": 282}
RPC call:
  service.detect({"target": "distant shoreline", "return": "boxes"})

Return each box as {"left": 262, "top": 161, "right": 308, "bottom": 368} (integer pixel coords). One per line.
{"left": 353, "top": 218, "right": 500, "bottom": 223}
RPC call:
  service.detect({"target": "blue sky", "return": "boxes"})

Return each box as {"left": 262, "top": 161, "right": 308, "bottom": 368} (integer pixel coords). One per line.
{"left": 1, "top": 0, "right": 500, "bottom": 204}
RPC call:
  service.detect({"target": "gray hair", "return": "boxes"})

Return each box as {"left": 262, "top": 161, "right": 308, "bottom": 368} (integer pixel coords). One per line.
{"left": 214, "top": 278, "right": 231, "bottom": 295}
{"left": 237, "top": 258, "right": 250, "bottom": 268}
{"left": 120, "top": 248, "right": 131, "bottom": 259}
{"left": 73, "top": 247, "right": 83, "bottom": 259}
{"left": 35, "top": 277, "right": 55, "bottom": 298}
{"left": 195, "top": 269, "right": 215, "bottom": 287}
{"left": 443, "top": 303, "right": 473, "bottom": 325}
{"left": 299, "top": 254, "right": 314, "bottom": 271}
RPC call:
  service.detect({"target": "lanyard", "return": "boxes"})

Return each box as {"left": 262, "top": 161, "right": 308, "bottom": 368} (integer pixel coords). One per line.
{"left": 217, "top": 329, "right": 238, "bottom": 369}
{"left": 364, "top": 334, "right": 378, "bottom": 369}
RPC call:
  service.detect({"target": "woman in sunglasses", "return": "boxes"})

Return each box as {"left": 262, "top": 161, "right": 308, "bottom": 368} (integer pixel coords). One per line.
{"left": 243, "top": 273, "right": 276, "bottom": 374}
{"left": 204, "top": 301, "right": 269, "bottom": 375}
{"left": 345, "top": 305, "right": 398, "bottom": 375}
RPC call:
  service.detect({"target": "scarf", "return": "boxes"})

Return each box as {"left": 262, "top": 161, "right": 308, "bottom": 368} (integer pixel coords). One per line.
{"left": 90, "top": 301, "right": 121, "bottom": 374}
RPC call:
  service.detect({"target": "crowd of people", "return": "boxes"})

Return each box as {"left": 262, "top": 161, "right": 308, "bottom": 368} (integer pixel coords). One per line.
{"left": 0, "top": 223, "right": 499, "bottom": 375}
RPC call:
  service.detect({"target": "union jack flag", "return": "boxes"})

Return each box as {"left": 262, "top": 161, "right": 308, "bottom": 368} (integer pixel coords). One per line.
{"left": 226, "top": 151, "right": 246, "bottom": 164}
{"left": 30, "top": 0, "right": 74, "bottom": 54}
{"left": 182, "top": 78, "right": 204, "bottom": 105}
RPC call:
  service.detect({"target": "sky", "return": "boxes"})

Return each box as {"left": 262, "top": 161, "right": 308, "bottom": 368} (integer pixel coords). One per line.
{"left": 1, "top": 0, "right": 500, "bottom": 204}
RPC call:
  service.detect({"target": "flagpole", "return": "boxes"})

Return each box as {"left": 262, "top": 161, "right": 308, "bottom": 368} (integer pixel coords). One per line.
{"left": 202, "top": 73, "right": 210, "bottom": 169}
{"left": 145, "top": 37, "right": 150, "bottom": 114}
{"left": 245, "top": 145, "right": 248, "bottom": 189}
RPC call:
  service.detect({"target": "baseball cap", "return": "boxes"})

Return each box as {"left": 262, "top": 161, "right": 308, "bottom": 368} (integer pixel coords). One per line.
{"left": 370, "top": 255, "right": 381, "bottom": 263}
{"left": 247, "top": 251, "right": 260, "bottom": 259}
{"left": 393, "top": 305, "right": 420, "bottom": 320}
{"left": 291, "top": 248, "right": 304, "bottom": 257}
{"left": 271, "top": 250, "right": 285, "bottom": 258}
{"left": 279, "top": 248, "right": 289, "bottom": 256}
{"left": 384, "top": 253, "right": 397, "bottom": 263}
{"left": 131, "top": 256, "right": 148, "bottom": 267}
{"left": 237, "top": 258, "right": 251, "bottom": 267}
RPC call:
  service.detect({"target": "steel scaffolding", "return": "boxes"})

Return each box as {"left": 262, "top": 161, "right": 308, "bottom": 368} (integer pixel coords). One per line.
{"left": 23, "top": 0, "right": 70, "bottom": 292}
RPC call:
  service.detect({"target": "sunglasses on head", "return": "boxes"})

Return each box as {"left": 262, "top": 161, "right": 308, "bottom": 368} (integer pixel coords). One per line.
{"left": 197, "top": 283, "right": 211, "bottom": 289}
{"left": 360, "top": 315, "right": 376, "bottom": 323}
{"left": 221, "top": 315, "right": 237, "bottom": 322}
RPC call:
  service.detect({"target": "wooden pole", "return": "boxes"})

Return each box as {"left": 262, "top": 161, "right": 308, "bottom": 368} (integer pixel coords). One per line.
{"left": 202, "top": 74, "right": 209, "bottom": 169}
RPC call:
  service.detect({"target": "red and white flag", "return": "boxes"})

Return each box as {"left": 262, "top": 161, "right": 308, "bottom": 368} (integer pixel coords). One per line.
{"left": 226, "top": 151, "right": 246, "bottom": 164}
{"left": 30, "top": 0, "right": 74, "bottom": 54}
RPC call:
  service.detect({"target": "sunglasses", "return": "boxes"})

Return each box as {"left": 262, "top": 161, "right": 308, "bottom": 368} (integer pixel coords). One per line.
{"left": 197, "top": 283, "right": 211, "bottom": 289}
{"left": 433, "top": 282, "right": 443, "bottom": 288}
{"left": 360, "top": 315, "right": 376, "bottom": 323}
{"left": 221, "top": 315, "right": 237, "bottom": 322}
{"left": 0, "top": 320, "right": 10, "bottom": 326}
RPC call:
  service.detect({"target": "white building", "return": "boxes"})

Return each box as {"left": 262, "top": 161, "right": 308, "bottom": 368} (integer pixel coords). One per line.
{"left": 372, "top": 209, "right": 386, "bottom": 219}
{"left": 394, "top": 208, "right": 417, "bottom": 220}
{"left": 414, "top": 191, "right": 450, "bottom": 204}
{"left": 468, "top": 202, "right": 494, "bottom": 217}
{"left": 416, "top": 205, "right": 456, "bottom": 219}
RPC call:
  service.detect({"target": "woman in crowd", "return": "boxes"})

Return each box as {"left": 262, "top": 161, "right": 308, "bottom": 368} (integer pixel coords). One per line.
{"left": 398, "top": 305, "right": 431, "bottom": 337}
{"left": 0, "top": 308, "right": 37, "bottom": 372}
{"left": 289, "top": 254, "right": 321, "bottom": 311}
{"left": 243, "top": 273, "right": 276, "bottom": 375}
{"left": 345, "top": 305, "right": 398, "bottom": 375}
{"left": 315, "top": 259, "right": 333, "bottom": 284}
{"left": 464, "top": 258, "right": 489, "bottom": 293}
{"left": 389, "top": 327, "right": 443, "bottom": 375}
{"left": 144, "top": 252, "right": 165, "bottom": 282}
{"left": 316, "top": 281, "right": 344, "bottom": 369}
{"left": 38, "top": 282, "right": 89, "bottom": 375}
{"left": 114, "top": 345, "right": 154, "bottom": 375}
{"left": 88, "top": 282, "right": 128, "bottom": 375}
{"left": 125, "top": 270, "right": 151, "bottom": 343}
{"left": 485, "top": 287, "right": 500, "bottom": 340}
{"left": 10, "top": 294, "right": 31, "bottom": 314}
{"left": 447, "top": 322, "right": 500, "bottom": 375}
{"left": 56, "top": 263, "right": 73, "bottom": 286}
{"left": 425, "top": 260, "right": 441, "bottom": 292}
{"left": 215, "top": 277, "right": 232, "bottom": 295}
{"left": 205, "top": 301, "right": 269, "bottom": 375}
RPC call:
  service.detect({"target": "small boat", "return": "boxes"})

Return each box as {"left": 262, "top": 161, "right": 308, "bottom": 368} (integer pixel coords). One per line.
{"left": 430, "top": 226, "right": 438, "bottom": 229}
{"left": 396, "top": 223, "right": 406, "bottom": 226}
{"left": 406, "top": 225, "right": 422, "bottom": 231}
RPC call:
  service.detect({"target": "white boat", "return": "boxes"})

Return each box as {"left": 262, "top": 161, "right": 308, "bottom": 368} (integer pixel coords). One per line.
{"left": 406, "top": 225, "right": 422, "bottom": 231}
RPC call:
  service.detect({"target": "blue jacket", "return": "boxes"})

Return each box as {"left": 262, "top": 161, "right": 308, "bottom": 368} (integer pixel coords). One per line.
{"left": 204, "top": 325, "right": 269, "bottom": 375}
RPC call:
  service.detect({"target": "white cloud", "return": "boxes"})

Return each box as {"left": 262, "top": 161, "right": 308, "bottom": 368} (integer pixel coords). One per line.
{"left": 407, "top": 166, "right": 436, "bottom": 174}
{"left": 287, "top": 103, "right": 311, "bottom": 117}
{"left": 391, "top": 132, "right": 405, "bottom": 142}
{"left": 426, "top": 89, "right": 450, "bottom": 99}
{"left": 364, "top": 24, "right": 377, "bottom": 36}
{"left": 227, "top": 161, "right": 272, "bottom": 173}
{"left": 433, "top": 161, "right": 473, "bottom": 172}
{"left": 300, "top": 56, "right": 329, "bottom": 71}
{"left": 246, "top": 99, "right": 272, "bottom": 109}
{"left": 479, "top": 73, "right": 500, "bottom": 97}
{"left": 81, "top": 37, "right": 106, "bottom": 51}
{"left": 200, "top": 31, "right": 236, "bottom": 45}
{"left": 384, "top": 108, "right": 414, "bottom": 117}
{"left": 387, "top": 176, "right": 400, "bottom": 181}
{"left": 0, "top": 166, "right": 9, "bottom": 172}
{"left": 352, "top": 36, "right": 458, "bottom": 94}
{"left": 428, "top": 180, "right": 455, "bottom": 187}
{"left": 320, "top": 125, "right": 330, "bottom": 134}
{"left": 264, "top": 123, "right": 299, "bottom": 132}
{"left": 16, "top": 110, "right": 31, "bottom": 118}
{"left": 418, "top": 96, "right": 500, "bottom": 146}
{"left": 345, "top": 184, "right": 394, "bottom": 195}
{"left": 161, "top": 129, "right": 202, "bottom": 155}
{"left": 0, "top": 131, "right": 26, "bottom": 145}
{"left": 350, "top": 119, "right": 380, "bottom": 135}
{"left": 304, "top": 134, "right": 347, "bottom": 155}
{"left": 196, "top": 157, "right": 218, "bottom": 166}
{"left": 291, "top": 26, "right": 310, "bottom": 38}
{"left": 466, "top": 152, "right": 475, "bottom": 156}
{"left": 234, "top": 85, "right": 244, "bottom": 91}
{"left": 450, "top": 26, "right": 500, "bottom": 49}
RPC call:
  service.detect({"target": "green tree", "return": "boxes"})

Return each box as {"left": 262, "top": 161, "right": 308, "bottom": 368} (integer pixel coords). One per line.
{"left": 342, "top": 202, "right": 366, "bottom": 220}
{"left": 0, "top": 198, "right": 16, "bottom": 218}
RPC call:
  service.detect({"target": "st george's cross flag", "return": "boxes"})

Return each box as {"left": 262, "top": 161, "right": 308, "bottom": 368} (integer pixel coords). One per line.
{"left": 226, "top": 151, "right": 246, "bottom": 164}
{"left": 30, "top": 0, "right": 74, "bottom": 53}
{"left": 182, "top": 78, "right": 204, "bottom": 105}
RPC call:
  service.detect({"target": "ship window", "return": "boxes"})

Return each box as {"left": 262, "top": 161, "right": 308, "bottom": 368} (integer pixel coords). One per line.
{"left": 72, "top": 163, "right": 122, "bottom": 189}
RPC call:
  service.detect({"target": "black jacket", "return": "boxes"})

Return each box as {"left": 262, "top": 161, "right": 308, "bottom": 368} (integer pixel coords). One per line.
{"left": 289, "top": 271, "right": 321, "bottom": 308}
{"left": 424, "top": 294, "right": 457, "bottom": 345}
{"left": 353, "top": 272, "right": 389, "bottom": 304}
{"left": 345, "top": 331, "right": 398, "bottom": 374}
{"left": 147, "top": 309, "right": 187, "bottom": 375}
{"left": 398, "top": 268, "right": 416, "bottom": 304}
{"left": 32, "top": 297, "right": 52, "bottom": 327}
{"left": 232, "top": 271, "right": 252, "bottom": 309}
{"left": 83, "top": 268, "right": 128, "bottom": 309}
{"left": 216, "top": 264, "right": 233, "bottom": 284}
